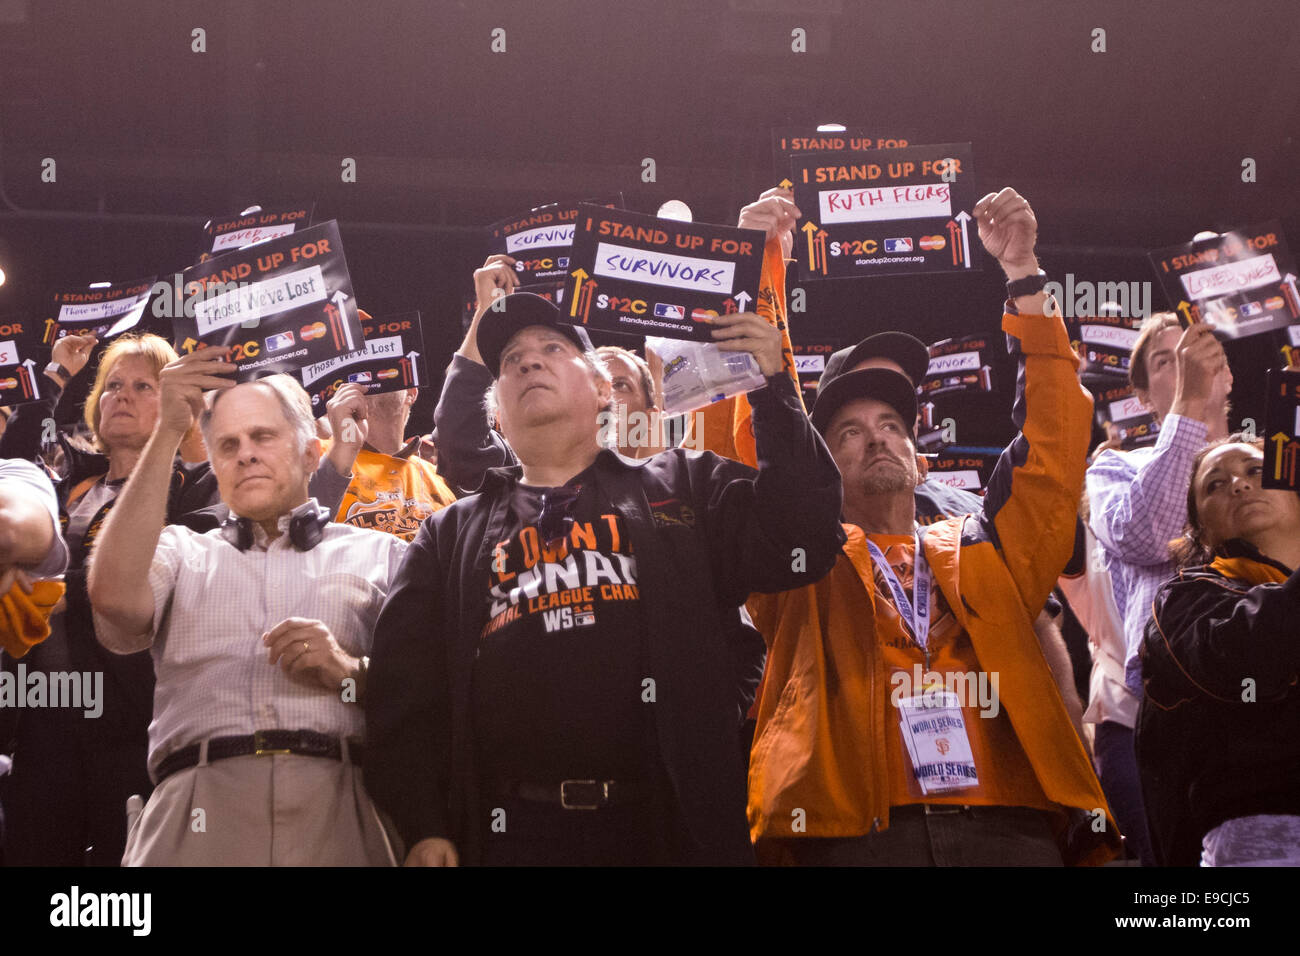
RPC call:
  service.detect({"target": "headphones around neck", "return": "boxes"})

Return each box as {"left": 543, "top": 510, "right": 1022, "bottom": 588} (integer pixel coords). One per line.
{"left": 220, "top": 500, "right": 331, "bottom": 552}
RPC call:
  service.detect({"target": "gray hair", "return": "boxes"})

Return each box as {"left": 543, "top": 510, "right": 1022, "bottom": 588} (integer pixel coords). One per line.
{"left": 484, "top": 348, "right": 613, "bottom": 428}
{"left": 200, "top": 373, "right": 317, "bottom": 456}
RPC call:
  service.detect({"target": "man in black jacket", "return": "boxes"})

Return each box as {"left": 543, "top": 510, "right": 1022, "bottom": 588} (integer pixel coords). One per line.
{"left": 365, "top": 293, "right": 844, "bottom": 865}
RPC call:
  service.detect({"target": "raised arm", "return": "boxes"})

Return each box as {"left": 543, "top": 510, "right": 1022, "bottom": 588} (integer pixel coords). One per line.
{"left": 433, "top": 255, "right": 521, "bottom": 493}
{"left": 88, "top": 349, "right": 234, "bottom": 652}
{"left": 972, "top": 189, "right": 1094, "bottom": 614}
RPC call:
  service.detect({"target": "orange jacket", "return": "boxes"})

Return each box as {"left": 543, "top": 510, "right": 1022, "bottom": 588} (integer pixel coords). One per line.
{"left": 747, "top": 310, "right": 1120, "bottom": 864}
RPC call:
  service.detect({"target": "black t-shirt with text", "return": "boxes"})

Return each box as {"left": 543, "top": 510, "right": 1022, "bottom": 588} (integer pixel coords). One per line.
{"left": 473, "top": 466, "right": 651, "bottom": 788}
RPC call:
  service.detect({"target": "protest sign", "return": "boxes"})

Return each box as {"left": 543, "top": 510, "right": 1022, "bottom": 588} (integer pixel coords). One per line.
{"left": 565, "top": 204, "right": 764, "bottom": 342}
{"left": 487, "top": 197, "right": 622, "bottom": 288}
{"left": 789, "top": 143, "right": 979, "bottom": 281}
{"left": 172, "top": 220, "right": 364, "bottom": 382}
{"left": 300, "top": 312, "right": 427, "bottom": 416}
{"left": 926, "top": 447, "right": 1001, "bottom": 497}
{"left": 0, "top": 314, "right": 48, "bottom": 406}
{"left": 919, "top": 333, "right": 995, "bottom": 398}
{"left": 1065, "top": 314, "right": 1142, "bottom": 378}
{"left": 1093, "top": 382, "right": 1160, "bottom": 450}
{"left": 1263, "top": 369, "right": 1300, "bottom": 491}
{"left": 1149, "top": 221, "right": 1299, "bottom": 339}
{"left": 198, "top": 204, "right": 314, "bottom": 263}
{"left": 42, "top": 276, "right": 156, "bottom": 346}
{"left": 771, "top": 127, "right": 912, "bottom": 179}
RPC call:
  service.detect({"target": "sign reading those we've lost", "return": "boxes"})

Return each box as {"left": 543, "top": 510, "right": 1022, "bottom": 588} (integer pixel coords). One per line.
{"left": 770, "top": 127, "right": 913, "bottom": 179}
{"left": 43, "top": 276, "right": 157, "bottom": 346}
{"left": 198, "top": 204, "right": 314, "bottom": 263}
{"left": 789, "top": 143, "right": 979, "bottom": 281}
{"left": 301, "top": 312, "right": 427, "bottom": 416}
{"left": 487, "top": 197, "right": 622, "bottom": 288}
{"left": 1149, "top": 221, "right": 1299, "bottom": 339}
{"left": 1263, "top": 369, "right": 1300, "bottom": 491}
{"left": 565, "top": 204, "right": 765, "bottom": 342}
{"left": 172, "top": 220, "right": 365, "bottom": 382}
{"left": 0, "top": 313, "right": 48, "bottom": 406}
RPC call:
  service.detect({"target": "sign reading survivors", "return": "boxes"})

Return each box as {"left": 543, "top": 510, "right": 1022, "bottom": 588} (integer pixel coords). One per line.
{"left": 172, "top": 220, "right": 365, "bottom": 382}
{"left": 1149, "top": 221, "right": 1299, "bottom": 339}
{"left": 1066, "top": 314, "right": 1142, "bottom": 378}
{"left": 0, "top": 314, "right": 48, "bottom": 406}
{"left": 789, "top": 143, "right": 979, "bottom": 281}
{"left": 198, "top": 204, "right": 314, "bottom": 263}
{"left": 301, "top": 312, "right": 427, "bottom": 416}
{"left": 43, "top": 276, "right": 156, "bottom": 346}
{"left": 565, "top": 204, "right": 765, "bottom": 342}
{"left": 487, "top": 197, "right": 621, "bottom": 289}
{"left": 1093, "top": 382, "right": 1161, "bottom": 451}
{"left": 920, "top": 334, "right": 995, "bottom": 398}
{"left": 1263, "top": 369, "right": 1300, "bottom": 491}
{"left": 770, "top": 127, "right": 912, "bottom": 179}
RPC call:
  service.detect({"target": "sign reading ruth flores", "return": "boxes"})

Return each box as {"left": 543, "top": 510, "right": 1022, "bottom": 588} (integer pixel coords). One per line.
{"left": 789, "top": 142, "right": 979, "bottom": 281}
{"left": 171, "top": 220, "right": 365, "bottom": 382}
{"left": 564, "top": 204, "right": 765, "bottom": 342}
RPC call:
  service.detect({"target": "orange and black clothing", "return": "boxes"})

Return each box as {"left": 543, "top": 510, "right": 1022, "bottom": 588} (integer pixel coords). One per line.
{"left": 747, "top": 310, "right": 1120, "bottom": 864}
{"left": 1137, "top": 542, "right": 1300, "bottom": 866}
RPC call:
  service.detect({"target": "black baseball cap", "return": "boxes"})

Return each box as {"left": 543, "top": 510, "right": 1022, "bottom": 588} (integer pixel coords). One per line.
{"left": 476, "top": 292, "right": 594, "bottom": 378}
{"left": 818, "top": 331, "right": 931, "bottom": 400}
{"left": 810, "top": 367, "right": 919, "bottom": 439}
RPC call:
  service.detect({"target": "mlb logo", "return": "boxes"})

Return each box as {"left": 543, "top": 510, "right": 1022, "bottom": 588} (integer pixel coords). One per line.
{"left": 573, "top": 610, "right": 595, "bottom": 627}
{"left": 265, "top": 330, "right": 296, "bottom": 352}
{"left": 884, "top": 238, "right": 913, "bottom": 253}
{"left": 347, "top": 371, "right": 372, "bottom": 384}
{"left": 558, "top": 257, "right": 569, "bottom": 268}
{"left": 1239, "top": 301, "right": 1263, "bottom": 317}
{"left": 654, "top": 303, "right": 685, "bottom": 320}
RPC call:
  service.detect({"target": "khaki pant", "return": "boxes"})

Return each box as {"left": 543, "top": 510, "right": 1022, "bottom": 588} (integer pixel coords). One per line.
{"left": 122, "top": 744, "right": 397, "bottom": 866}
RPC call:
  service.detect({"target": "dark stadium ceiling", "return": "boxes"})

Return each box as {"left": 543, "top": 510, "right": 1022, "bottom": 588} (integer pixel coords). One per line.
{"left": 2, "top": 0, "right": 1296, "bottom": 244}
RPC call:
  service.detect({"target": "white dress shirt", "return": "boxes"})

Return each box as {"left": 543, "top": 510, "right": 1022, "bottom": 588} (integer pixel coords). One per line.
{"left": 145, "top": 510, "right": 406, "bottom": 781}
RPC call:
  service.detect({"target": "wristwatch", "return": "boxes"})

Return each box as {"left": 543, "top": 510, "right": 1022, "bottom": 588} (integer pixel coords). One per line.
{"left": 44, "top": 361, "right": 67, "bottom": 381}
{"left": 1005, "top": 269, "right": 1048, "bottom": 299}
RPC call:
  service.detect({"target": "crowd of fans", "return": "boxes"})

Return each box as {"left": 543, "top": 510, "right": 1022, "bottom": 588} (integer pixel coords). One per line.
{"left": 0, "top": 185, "right": 1295, "bottom": 867}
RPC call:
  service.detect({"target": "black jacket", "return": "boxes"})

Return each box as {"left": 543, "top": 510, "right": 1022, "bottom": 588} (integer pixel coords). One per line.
{"left": 365, "top": 373, "right": 845, "bottom": 864}
{"left": 1135, "top": 541, "right": 1300, "bottom": 866}
{"left": 0, "top": 381, "right": 219, "bottom": 751}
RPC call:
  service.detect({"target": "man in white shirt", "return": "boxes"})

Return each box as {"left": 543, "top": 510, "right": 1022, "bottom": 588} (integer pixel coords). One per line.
{"left": 89, "top": 348, "right": 405, "bottom": 865}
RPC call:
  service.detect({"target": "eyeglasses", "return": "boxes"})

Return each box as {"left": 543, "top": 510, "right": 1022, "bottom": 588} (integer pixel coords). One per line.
{"left": 537, "top": 486, "right": 581, "bottom": 544}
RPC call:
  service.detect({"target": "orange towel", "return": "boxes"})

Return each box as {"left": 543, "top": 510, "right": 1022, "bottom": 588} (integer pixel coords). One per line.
{"left": 0, "top": 578, "right": 66, "bottom": 659}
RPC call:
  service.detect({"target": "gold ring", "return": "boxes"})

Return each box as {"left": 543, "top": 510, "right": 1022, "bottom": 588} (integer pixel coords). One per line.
{"left": 302, "top": 641, "right": 310, "bottom": 652}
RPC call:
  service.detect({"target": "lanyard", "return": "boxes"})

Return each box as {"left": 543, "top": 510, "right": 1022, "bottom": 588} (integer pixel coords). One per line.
{"left": 865, "top": 528, "right": 931, "bottom": 655}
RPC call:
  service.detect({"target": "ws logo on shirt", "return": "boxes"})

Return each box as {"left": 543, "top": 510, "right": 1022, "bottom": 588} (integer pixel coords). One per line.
{"left": 542, "top": 605, "right": 597, "bottom": 633}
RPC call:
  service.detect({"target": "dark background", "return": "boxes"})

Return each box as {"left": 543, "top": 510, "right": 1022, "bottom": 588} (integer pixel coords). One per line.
{"left": 1, "top": 0, "right": 1296, "bottom": 442}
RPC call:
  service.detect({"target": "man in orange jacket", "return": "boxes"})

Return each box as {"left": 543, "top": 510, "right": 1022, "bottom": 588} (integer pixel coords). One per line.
{"left": 747, "top": 187, "right": 1119, "bottom": 865}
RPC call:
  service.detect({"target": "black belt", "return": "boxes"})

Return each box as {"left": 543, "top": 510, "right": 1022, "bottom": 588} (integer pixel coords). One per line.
{"left": 500, "top": 779, "right": 639, "bottom": 810}
{"left": 156, "top": 730, "right": 363, "bottom": 783}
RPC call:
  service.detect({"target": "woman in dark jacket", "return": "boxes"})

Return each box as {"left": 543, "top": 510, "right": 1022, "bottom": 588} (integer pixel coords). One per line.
{"left": 0, "top": 333, "right": 217, "bottom": 866}
{"left": 1136, "top": 435, "right": 1300, "bottom": 866}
